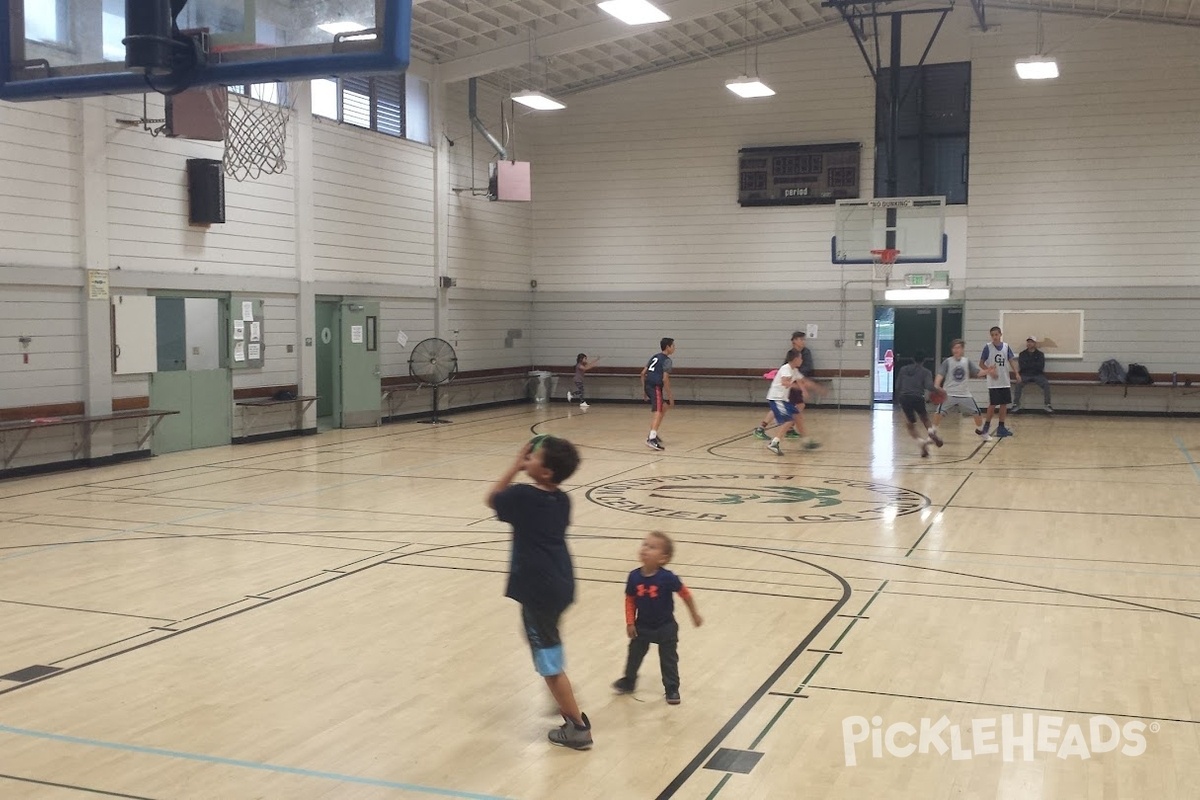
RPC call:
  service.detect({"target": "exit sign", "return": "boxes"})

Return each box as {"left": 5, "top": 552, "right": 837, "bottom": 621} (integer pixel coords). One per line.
{"left": 904, "top": 273, "right": 932, "bottom": 287}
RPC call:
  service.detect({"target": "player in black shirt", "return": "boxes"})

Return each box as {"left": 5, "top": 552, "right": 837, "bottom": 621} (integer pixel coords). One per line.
{"left": 488, "top": 435, "right": 592, "bottom": 749}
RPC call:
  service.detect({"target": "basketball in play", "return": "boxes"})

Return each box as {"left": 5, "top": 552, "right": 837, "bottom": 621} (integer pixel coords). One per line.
{"left": 930, "top": 387, "right": 947, "bottom": 404}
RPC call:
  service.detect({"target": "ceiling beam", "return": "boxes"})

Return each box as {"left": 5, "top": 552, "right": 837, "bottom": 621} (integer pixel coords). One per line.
{"left": 437, "top": 0, "right": 749, "bottom": 83}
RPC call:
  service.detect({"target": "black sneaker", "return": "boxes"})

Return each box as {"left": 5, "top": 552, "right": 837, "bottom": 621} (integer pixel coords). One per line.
{"left": 612, "top": 678, "right": 635, "bottom": 694}
{"left": 646, "top": 437, "right": 664, "bottom": 451}
{"left": 665, "top": 689, "right": 681, "bottom": 705}
{"left": 548, "top": 713, "right": 593, "bottom": 750}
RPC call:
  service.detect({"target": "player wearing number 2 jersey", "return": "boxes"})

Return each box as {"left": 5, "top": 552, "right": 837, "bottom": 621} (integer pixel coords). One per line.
{"left": 640, "top": 338, "right": 675, "bottom": 451}
{"left": 979, "top": 326, "right": 1020, "bottom": 438}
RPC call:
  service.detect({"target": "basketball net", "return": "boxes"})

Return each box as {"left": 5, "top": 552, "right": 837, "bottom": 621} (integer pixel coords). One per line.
{"left": 871, "top": 248, "right": 900, "bottom": 285}
{"left": 215, "top": 82, "right": 302, "bottom": 182}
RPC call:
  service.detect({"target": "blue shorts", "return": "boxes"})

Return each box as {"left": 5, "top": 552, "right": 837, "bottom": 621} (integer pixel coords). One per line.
{"left": 521, "top": 605, "right": 565, "bottom": 677}
{"left": 769, "top": 399, "right": 799, "bottom": 425}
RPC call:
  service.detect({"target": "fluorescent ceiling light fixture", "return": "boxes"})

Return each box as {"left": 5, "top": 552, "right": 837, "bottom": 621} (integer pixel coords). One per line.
{"left": 598, "top": 0, "right": 670, "bottom": 25}
{"left": 884, "top": 288, "right": 951, "bottom": 302}
{"left": 511, "top": 90, "right": 567, "bottom": 111}
{"left": 1015, "top": 57, "right": 1058, "bottom": 80}
{"left": 318, "top": 21, "right": 369, "bottom": 35}
{"left": 726, "top": 75, "right": 775, "bottom": 98}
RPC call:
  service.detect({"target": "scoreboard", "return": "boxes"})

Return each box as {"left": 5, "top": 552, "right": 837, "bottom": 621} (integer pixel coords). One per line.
{"left": 738, "top": 142, "right": 861, "bottom": 207}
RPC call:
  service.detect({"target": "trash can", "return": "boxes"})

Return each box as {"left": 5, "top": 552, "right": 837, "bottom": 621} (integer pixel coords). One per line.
{"left": 528, "top": 370, "right": 553, "bottom": 404}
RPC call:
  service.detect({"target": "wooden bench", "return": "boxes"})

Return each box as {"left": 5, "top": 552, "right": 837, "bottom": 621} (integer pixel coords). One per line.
{"left": 1034, "top": 372, "right": 1200, "bottom": 414}
{"left": 382, "top": 368, "right": 533, "bottom": 418}
{"left": 235, "top": 394, "right": 319, "bottom": 438}
{"left": 544, "top": 367, "right": 849, "bottom": 404}
{"left": 0, "top": 408, "right": 179, "bottom": 471}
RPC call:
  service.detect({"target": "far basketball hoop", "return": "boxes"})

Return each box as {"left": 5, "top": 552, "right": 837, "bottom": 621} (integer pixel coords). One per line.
{"left": 870, "top": 248, "right": 900, "bottom": 285}
{"left": 832, "top": 196, "right": 948, "bottom": 265}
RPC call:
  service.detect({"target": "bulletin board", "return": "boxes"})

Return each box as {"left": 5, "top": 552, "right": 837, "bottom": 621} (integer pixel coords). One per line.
{"left": 998, "top": 310, "right": 1084, "bottom": 359}
{"left": 229, "top": 297, "right": 264, "bottom": 369}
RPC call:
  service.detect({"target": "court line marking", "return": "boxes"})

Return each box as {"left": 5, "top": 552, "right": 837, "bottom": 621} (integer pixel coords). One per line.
{"left": 806, "top": 684, "right": 1200, "bottom": 725}
{"left": 655, "top": 548, "right": 852, "bottom": 800}
{"left": 0, "top": 771, "right": 158, "bottom": 799}
{"left": 1174, "top": 437, "right": 1200, "bottom": 482}
{"left": 760, "top": 545, "right": 1200, "bottom": 620}
{"left": 0, "top": 724, "right": 511, "bottom": 799}
{"left": 0, "top": 538, "right": 510, "bottom": 696}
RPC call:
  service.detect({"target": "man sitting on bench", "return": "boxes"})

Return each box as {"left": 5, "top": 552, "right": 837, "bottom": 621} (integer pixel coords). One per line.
{"left": 1013, "top": 336, "right": 1052, "bottom": 413}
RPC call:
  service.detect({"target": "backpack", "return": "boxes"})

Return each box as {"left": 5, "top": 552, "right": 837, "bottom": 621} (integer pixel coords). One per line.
{"left": 1126, "top": 363, "right": 1153, "bottom": 385}
{"left": 1098, "top": 359, "right": 1126, "bottom": 384}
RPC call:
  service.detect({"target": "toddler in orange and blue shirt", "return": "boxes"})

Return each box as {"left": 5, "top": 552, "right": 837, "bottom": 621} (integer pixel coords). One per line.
{"left": 612, "top": 531, "right": 702, "bottom": 705}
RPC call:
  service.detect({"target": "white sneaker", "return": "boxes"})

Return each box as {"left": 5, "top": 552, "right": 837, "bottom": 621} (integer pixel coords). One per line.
{"left": 566, "top": 391, "right": 573, "bottom": 402}
{"left": 579, "top": 402, "right": 590, "bottom": 410}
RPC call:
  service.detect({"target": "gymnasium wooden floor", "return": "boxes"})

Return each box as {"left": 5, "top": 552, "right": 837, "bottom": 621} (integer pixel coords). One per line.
{"left": 1, "top": 403, "right": 1198, "bottom": 799}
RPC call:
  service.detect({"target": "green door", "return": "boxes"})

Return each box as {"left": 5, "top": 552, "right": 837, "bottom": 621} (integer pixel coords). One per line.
{"left": 339, "top": 300, "right": 381, "bottom": 428}
{"left": 150, "top": 371, "right": 192, "bottom": 454}
{"left": 190, "top": 369, "right": 232, "bottom": 449}
{"left": 315, "top": 300, "right": 340, "bottom": 422}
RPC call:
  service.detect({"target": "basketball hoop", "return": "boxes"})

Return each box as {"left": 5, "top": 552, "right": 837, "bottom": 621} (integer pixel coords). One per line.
{"left": 215, "top": 81, "right": 302, "bottom": 181}
{"left": 871, "top": 248, "right": 900, "bottom": 284}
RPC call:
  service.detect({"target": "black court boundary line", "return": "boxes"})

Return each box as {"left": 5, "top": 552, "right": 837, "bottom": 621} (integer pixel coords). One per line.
{"left": 381, "top": 560, "right": 841, "bottom": 603}
{"left": 754, "top": 544, "right": 1200, "bottom": 622}
{"left": 0, "top": 538, "right": 511, "bottom": 698}
{"left": 905, "top": 473, "right": 972, "bottom": 557}
{"left": 655, "top": 547, "right": 852, "bottom": 800}
{"left": 0, "top": 597, "right": 172, "bottom": 622}
{"left": 806, "top": 684, "right": 1200, "bottom": 726}
{"left": 0, "top": 772, "right": 158, "bottom": 799}
{"left": 703, "top": 425, "right": 994, "bottom": 468}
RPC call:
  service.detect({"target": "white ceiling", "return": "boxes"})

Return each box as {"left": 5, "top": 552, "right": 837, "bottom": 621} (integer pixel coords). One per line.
{"left": 408, "top": 0, "right": 1199, "bottom": 96}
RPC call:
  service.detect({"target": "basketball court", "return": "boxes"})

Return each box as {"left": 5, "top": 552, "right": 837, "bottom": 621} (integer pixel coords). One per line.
{"left": 2, "top": 404, "right": 1198, "bottom": 798}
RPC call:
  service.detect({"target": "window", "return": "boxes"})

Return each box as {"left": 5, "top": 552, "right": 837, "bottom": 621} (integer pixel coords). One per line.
{"left": 25, "top": 0, "right": 67, "bottom": 43}
{"left": 875, "top": 62, "right": 970, "bottom": 204}
{"left": 102, "top": 0, "right": 124, "bottom": 60}
{"left": 311, "top": 74, "right": 408, "bottom": 139}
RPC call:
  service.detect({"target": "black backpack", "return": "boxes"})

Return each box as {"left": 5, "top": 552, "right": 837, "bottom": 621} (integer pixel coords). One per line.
{"left": 1098, "top": 359, "right": 1126, "bottom": 384}
{"left": 1126, "top": 363, "right": 1153, "bottom": 385}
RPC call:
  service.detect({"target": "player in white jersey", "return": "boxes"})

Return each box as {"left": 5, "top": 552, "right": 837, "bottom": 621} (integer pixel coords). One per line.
{"left": 978, "top": 326, "right": 1021, "bottom": 438}
{"left": 933, "top": 339, "right": 993, "bottom": 441}
{"left": 757, "top": 349, "right": 819, "bottom": 455}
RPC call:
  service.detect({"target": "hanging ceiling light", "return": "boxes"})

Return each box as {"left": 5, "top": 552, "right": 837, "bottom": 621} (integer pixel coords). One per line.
{"left": 726, "top": 0, "right": 773, "bottom": 98}
{"left": 1015, "top": 56, "right": 1058, "bottom": 80}
{"left": 1016, "top": 12, "right": 1059, "bottom": 80}
{"left": 598, "top": 0, "right": 670, "bottom": 25}
{"left": 511, "top": 90, "right": 566, "bottom": 111}
{"left": 726, "top": 75, "right": 774, "bottom": 98}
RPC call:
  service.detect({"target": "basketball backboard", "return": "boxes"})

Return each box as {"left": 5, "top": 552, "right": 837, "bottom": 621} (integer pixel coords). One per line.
{"left": 1, "top": 0, "right": 410, "bottom": 101}
{"left": 832, "top": 196, "right": 948, "bottom": 264}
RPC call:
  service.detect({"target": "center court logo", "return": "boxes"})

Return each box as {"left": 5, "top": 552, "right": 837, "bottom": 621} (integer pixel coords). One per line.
{"left": 586, "top": 474, "right": 929, "bottom": 523}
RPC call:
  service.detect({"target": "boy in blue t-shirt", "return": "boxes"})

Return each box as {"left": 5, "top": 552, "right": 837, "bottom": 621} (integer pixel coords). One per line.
{"left": 612, "top": 531, "right": 703, "bottom": 704}
{"left": 488, "top": 435, "right": 592, "bottom": 749}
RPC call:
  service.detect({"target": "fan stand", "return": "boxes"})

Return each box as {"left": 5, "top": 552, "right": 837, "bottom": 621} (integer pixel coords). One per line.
{"left": 418, "top": 382, "right": 452, "bottom": 425}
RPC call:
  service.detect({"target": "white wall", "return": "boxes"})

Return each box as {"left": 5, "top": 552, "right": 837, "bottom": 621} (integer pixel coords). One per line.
{"left": 4, "top": 5, "right": 1200, "bottom": 462}
{"left": 0, "top": 100, "right": 80, "bottom": 268}
{"left": 523, "top": 7, "right": 1200, "bottom": 393}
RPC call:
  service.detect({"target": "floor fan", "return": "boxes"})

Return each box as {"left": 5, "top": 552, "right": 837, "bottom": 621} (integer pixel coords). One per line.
{"left": 408, "top": 337, "right": 459, "bottom": 424}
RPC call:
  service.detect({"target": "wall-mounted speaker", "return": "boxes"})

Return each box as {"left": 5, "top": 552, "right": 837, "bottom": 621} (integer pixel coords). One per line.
{"left": 186, "top": 158, "right": 225, "bottom": 225}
